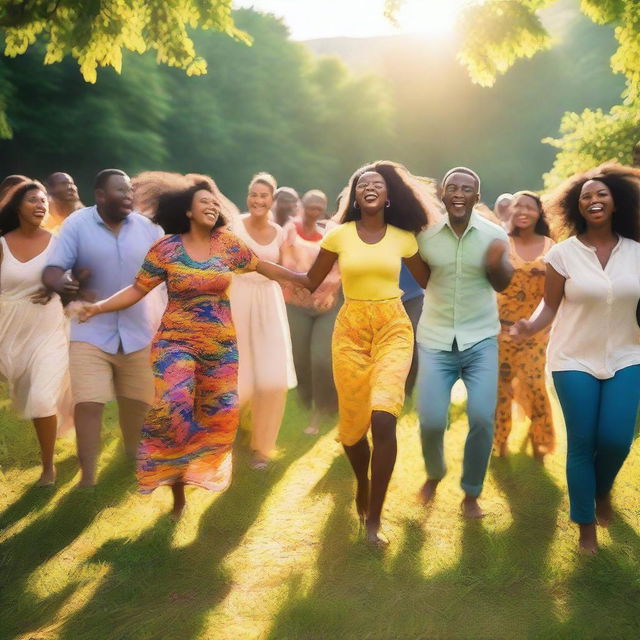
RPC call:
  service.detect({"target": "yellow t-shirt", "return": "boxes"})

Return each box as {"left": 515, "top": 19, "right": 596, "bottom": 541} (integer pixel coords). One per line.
{"left": 320, "top": 221, "right": 418, "bottom": 300}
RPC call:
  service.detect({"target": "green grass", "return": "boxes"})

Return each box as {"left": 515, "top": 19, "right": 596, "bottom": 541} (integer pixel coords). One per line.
{"left": 1, "top": 385, "right": 640, "bottom": 640}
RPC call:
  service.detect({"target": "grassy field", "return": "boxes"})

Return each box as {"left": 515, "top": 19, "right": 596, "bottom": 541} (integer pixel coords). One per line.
{"left": 1, "top": 386, "right": 640, "bottom": 640}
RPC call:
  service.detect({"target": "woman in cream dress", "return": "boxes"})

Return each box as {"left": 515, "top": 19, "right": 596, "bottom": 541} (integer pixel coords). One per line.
{"left": 0, "top": 181, "right": 74, "bottom": 485}
{"left": 230, "top": 173, "right": 296, "bottom": 469}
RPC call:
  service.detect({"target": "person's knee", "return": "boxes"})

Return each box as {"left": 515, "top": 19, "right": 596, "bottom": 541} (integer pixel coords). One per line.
{"left": 598, "top": 437, "right": 632, "bottom": 461}
{"left": 371, "top": 411, "right": 396, "bottom": 444}
{"left": 467, "top": 403, "right": 495, "bottom": 434}
{"left": 419, "top": 411, "right": 447, "bottom": 437}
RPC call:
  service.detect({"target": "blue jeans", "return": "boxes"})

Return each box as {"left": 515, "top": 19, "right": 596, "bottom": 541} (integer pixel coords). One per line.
{"left": 552, "top": 366, "right": 640, "bottom": 524}
{"left": 417, "top": 337, "right": 498, "bottom": 497}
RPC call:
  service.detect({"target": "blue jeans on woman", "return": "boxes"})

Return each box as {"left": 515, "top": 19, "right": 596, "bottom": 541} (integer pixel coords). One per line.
{"left": 417, "top": 337, "right": 498, "bottom": 497}
{"left": 552, "top": 365, "right": 640, "bottom": 524}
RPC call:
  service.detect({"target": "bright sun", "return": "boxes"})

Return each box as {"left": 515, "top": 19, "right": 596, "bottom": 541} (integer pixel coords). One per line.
{"left": 396, "top": 0, "right": 469, "bottom": 37}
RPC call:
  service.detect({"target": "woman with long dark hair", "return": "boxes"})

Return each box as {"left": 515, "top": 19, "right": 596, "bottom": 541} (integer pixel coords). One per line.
{"left": 494, "top": 191, "right": 555, "bottom": 460}
{"left": 512, "top": 164, "right": 640, "bottom": 554}
{"left": 299, "top": 161, "right": 437, "bottom": 547}
{"left": 77, "top": 172, "right": 302, "bottom": 518}
{"left": 0, "top": 181, "right": 73, "bottom": 486}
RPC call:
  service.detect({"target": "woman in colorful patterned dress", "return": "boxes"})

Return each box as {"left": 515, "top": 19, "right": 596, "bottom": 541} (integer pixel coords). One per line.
{"left": 494, "top": 191, "right": 555, "bottom": 460}
{"left": 77, "top": 172, "right": 303, "bottom": 519}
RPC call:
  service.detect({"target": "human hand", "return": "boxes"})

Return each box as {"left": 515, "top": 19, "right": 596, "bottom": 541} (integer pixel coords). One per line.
{"left": 510, "top": 319, "right": 534, "bottom": 342}
{"left": 67, "top": 300, "right": 102, "bottom": 323}
{"left": 30, "top": 287, "right": 53, "bottom": 305}
{"left": 484, "top": 239, "right": 509, "bottom": 271}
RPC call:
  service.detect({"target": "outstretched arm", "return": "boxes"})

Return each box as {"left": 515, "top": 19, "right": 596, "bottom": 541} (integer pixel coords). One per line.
{"left": 511, "top": 265, "right": 565, "bottom": 339}
{"left": 77, "top": 285, "right": 146, "bottom": 322}
{"left": 256, "top": 248, "right": 338, "bottom": 293}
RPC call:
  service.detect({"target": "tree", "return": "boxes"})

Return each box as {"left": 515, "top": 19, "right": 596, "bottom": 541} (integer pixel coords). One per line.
{"left": 0, "top": 0, "right": 250, "bottom": 137}
{"left": 386, "top": 0, "right": 640, "bottom": 187}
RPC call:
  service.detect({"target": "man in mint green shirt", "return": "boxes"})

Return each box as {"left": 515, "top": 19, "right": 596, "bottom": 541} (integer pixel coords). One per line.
{"left": 416, "top": 167, "right": 513, "bottom": 518}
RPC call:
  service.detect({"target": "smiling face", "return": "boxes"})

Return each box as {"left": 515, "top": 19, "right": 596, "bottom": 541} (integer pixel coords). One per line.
{"left": 247, "top": 181, "right": 274, "bottom": 218}
{"left": 188, "top": 188, "right": 222, "bottom": 230}
{"left": 48, "top": 172, "right": 79, "bottom": 203}
{"left": 441, "top": 172, "right": 479, "bottom": 222}
{"left": 302, "top": 195, "right": 327, "bottom": 222}
{"left": 510, "top": 194, "right": 540, "bottom": 233}
{"left": 578, "top": 179, "right": 614, "bottom": 229}
{"left": 18, "top": 187, "right": 49, "bottom": 228}
{"left": 354, "top": 171, "right": 388, "bottom": 215}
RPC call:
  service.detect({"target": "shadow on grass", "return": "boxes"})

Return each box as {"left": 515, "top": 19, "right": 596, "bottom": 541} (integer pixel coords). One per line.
{"left": 558, "top": 511, "right": 640, "bottom": 638}
{"left": 0, "top": 453, "right": 135, "bottom": 638}
{"left": 0, "top": 453, "right": 78, "bottom": 533}
{"left": 53, "top": 429, "right": 321, "bottom": 640}
{"left": 267, "top": 452, "right": 569, "bottom": 639}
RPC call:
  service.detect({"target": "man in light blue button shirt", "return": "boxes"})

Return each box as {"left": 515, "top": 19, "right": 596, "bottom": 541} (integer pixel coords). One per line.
{"left": 416, "top": 167, "right": 513, "bottom": 518}
{"left": 43, "top": 169, "right": 163, "bottom": 486}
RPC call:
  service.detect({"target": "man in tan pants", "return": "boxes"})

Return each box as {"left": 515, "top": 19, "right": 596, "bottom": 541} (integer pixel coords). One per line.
{"left": 43, "top": 169, "right": 164, "bottom": 486}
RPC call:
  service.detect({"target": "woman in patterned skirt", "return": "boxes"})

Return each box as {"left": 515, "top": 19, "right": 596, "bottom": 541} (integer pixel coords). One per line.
{"left": 77, "top": 172, "right": 303, "bottom": 519}
{"left": 494, "top": 191, "right": 555, "bottom": 460}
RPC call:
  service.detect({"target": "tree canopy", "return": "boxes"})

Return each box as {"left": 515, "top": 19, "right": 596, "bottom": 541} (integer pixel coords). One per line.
{"left": 386, "top": 0, "right": 640, "bottom": 187}
{"left": 0, "top": 1, "right": 249, "bottom": 85}
{"left": 0, "top": 9, "right": 393, "bottom": 206}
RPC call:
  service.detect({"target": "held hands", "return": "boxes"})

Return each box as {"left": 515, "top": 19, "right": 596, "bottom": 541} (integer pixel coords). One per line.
{"left": 30, "top": 287, "right": 54, "bottom": 305}
{"left": 509, "top": 319, "right": 534, "bottom": 342}
{"left": 67, "top": 300, "right": 102, "bottom": 323}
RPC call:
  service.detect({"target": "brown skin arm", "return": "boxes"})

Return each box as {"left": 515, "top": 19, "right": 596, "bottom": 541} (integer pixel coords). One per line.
{"left": 403, "top": 252, "right": 429, "bottom": 289}
{"left": 484, "top": 239, "right": 514, "bottom": 292}
{"left": 42, "top": 265, "right": 81, "bottom": 296}
{"left": 260, "top": 248, "right": 338, "bottom": 292}
{"left": 511, "top": 264, "right": 565, "bottom": 339}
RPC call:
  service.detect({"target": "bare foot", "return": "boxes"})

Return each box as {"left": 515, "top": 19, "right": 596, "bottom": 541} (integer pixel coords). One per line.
{"left": 495, "top": 442, "right": 508, "bottom": 457}
{"left": 304, "top": 411, "right": 321, "bottom": 436}
{"left": 596, "top": 494, "right": 614, "bottom": 527}
{"left": 250, "top": 452, "right": 269, "bottom": 471}
{"left": 36, "top": 468, "right": 56, "bottom": 487}
{"left": 355, "top": 480, "right": 369, "bottom": 525}
{"left": 578, "top": 523, "right": 598, "bottom": 555}
{"left": 77, "top": 475, "right": 96, "bottom": 488}
{"left": 418, "top": 479, "right": 440, "bottom": 505}
{"left": 365, "top": 521, "right": 389, "bottom": 548}
{"left": 533, "top": 450, "right": 546, "bottom": 464}
{"left": 461, "top": 496, "right": 485, "bottom": 519}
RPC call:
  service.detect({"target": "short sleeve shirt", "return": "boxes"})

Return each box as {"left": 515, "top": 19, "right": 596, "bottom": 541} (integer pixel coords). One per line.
{"left": 46, "top": 206, "right": 164, "bottom": 354}
{"left": 416, "top": 211, "right": 508, "bottom": 351}
{"left": 545, "top": 235, "right": 640, "bottom": 379}
{"left": 320, "top": 221, "right": 418, "bottom": 300}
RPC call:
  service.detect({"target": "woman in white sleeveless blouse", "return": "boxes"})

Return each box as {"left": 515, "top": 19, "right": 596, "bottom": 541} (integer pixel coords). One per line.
{"left": 0, "top": 181, "right": 72, "bottom": 486}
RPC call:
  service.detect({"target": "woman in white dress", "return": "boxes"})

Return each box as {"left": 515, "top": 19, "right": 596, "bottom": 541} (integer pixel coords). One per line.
{"left": 230, "top": 173, "right": 296, "bottom": 469}
{"left": 0, "top": 181, "right": 74, "bottom": 485}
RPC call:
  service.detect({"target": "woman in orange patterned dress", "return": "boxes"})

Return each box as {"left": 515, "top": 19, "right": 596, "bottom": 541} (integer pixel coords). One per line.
{"left": 77, "top": 173, "right": 305, "bottom": 519}
{"left": 494, "top": 191, "right": 555, "bottom": 460}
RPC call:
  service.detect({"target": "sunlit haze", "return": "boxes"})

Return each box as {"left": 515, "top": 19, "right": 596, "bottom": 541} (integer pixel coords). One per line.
{"left": 233, "top": 0, "right": 470, "bottom": 40}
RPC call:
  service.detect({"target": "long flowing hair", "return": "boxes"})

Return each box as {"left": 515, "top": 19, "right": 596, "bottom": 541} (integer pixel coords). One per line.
{"left": 132, "top": 172, "right": 239, "bottom": 234}
{"left": 336, "top": 161, "right": 441, "bottom": 232}
{"left": 544, "top": 163, "right": 640, "bottom": 241}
